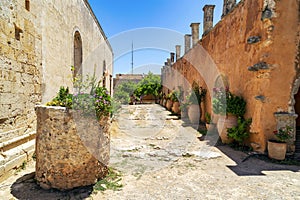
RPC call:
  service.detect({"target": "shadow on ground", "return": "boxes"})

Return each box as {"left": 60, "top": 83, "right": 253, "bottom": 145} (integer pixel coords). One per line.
{"left": 11, "top": 172, "right": 93, "bottom": 200}
{"left": 217, "top": 145, "right": 300, "bottom": 176}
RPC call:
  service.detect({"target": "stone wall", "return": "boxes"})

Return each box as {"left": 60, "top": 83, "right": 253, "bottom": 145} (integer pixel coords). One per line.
{"left": 35, "top": 105, "right": 110, "bottom": 190}
{"left": 0, "top": 0, "right": 112, "bottom": 181}
{"left": 38, "top": 0, "right": 113, "bottom": 102}
{"left": 0, "top": 0, "right": 42, "bottom": 142}
{"left": 163, "top": 0, "right": 299, "bottom": 152}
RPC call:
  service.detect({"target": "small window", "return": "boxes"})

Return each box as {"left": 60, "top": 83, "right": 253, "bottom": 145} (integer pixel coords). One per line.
{"left": 25, "top": 0, "right": 30, "bottom": 11}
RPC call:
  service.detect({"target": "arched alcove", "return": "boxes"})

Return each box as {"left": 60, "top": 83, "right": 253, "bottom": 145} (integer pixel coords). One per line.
{"left": 291, "top": 77, "right": 300, "bottom": 153}
{"left": 74, "top": 31, "right": 82, "bottom": 79}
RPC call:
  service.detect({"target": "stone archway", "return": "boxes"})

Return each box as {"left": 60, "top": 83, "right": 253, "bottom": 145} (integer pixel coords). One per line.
{"left": 74, "top": 31, "right": 82, "bottom": 79}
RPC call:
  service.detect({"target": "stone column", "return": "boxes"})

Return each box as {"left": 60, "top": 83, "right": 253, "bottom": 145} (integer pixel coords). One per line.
{"left": 203, "top": 5, "right": 215, "bottom": 36}
{"left": 175, "top": 45, "right": 181, "bottom": 60}
{"left": 184, "top": 34, "right": 192, "bottom": 54}
{"left": 170, "top": 52, "right": 175, "bottom": 64}
{"left": 190, "top": 23, "right": 200, "bottom": 47}
{"left": 222, "top": 0, "right": 236, "bottom": 18}
{"left": 274, "top": 112, "right": 298, "bottom": 154}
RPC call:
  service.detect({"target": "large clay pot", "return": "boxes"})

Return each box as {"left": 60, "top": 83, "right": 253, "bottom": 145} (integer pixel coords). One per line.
{"left": 217, "top": 114, "right": 237, "bottom": 144}
{"left": 188, "top": 104, "right": 201, "bottom": 124}
{"left": 166, "top": 100, "right": 173, "bottom": 111}
{"left": 172, "top": 101, "right": 180, "bottom": 114}
{"left": 268, "top": 140, "right": 287, "bottom": 160}
{"left": 163, "top": 99, "right": 167, "bottom": 107}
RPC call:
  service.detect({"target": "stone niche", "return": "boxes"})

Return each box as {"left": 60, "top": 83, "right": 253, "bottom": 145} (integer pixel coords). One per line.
{"left": 35, "top": 105, "right": 110, "bottom": 190}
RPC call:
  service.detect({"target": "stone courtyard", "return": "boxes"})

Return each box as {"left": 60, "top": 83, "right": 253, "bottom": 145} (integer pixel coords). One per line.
{"left": 0, "top": 104, "right": 299, "bottom": 199}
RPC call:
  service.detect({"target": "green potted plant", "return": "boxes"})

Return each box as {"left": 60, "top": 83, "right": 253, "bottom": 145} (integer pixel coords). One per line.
{"left": 227, "top": 118, "right": 252, "bottom": 145}
{"left": 166, "top": 92, "right": 173, "bottom": 111}
{"left": 187, "top": 82, "right": 207, "bottom": 124}
{"left": 268, "top": 125, "right": 293, "bottom": 160}
{"left": 205, "top": 112, "right": 215, "bottom": 130}
{"left": 171, "top": 89, "right": 183, "bottom": 114}
{"left": 213, "top": 88, "right": 246, "bottom": 144}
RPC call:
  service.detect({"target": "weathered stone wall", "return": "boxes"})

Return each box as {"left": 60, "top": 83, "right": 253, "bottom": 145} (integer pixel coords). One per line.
{"left": 38, "top": 0, "right": 113, "bottom": 102}
{"left": 163, "top": 0, "right": 299, "bottom": 152}
{"left": 0, "top": 0, "right": 42, "bottom": 141}
{"left": 35, "top": 105, "right": 110, "bottom": 190}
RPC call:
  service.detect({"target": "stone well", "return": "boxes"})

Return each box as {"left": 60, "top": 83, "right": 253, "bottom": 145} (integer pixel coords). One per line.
{"left": 35, "top": 105, "right": 110, "bottom": 190}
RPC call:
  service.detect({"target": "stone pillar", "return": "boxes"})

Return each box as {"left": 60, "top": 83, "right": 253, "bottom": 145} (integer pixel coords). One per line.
{"left": 274, "top": 112, "right": 298, "bottom": 154}
{"left": 184, "top": 34, "right": 192, "bottom": 54}
{"left": 170, "top": 52, "right": 175, "bottom": 64}
{"left": 222, "top": 0, "right": 236, "bottom": 18}
{"left": 203, "top": 5, "right": 215, "bottom": 36}
{"left": 35, "top": 105, "right": 110, "bottom": 190}
{"left": 190, "top": 23, "right": 200, "bottom": 47}
{"left": 175, "top": 45, "right": 181, "bottom": 60}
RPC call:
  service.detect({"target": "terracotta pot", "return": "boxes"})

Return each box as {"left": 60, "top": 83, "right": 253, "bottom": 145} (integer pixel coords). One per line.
{"left": 268, "top": 140, "right": 287, "bottom": 160}
{"left": 163, "top": 99, "right": 167, "bottom": 107}
{"left": 188, "top": 104, "right": 201, "bottom": 124}
{"left": 217, "top": 114, "right": 237, "bottom": 144}
{"left": 172, "top": 101, "right": 180, "bottom": 114}
{"left": 166, "top": 100, "right": 173, "bottom": 111}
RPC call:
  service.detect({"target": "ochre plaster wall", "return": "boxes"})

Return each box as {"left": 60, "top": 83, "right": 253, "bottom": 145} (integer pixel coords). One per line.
{"left": 163, "top": 0, "right": 299, "bottom": 152}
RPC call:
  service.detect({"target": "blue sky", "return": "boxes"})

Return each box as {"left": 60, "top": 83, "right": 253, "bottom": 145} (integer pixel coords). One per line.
{"left": 88, "top": 0, "right": 240, "bottom": 76}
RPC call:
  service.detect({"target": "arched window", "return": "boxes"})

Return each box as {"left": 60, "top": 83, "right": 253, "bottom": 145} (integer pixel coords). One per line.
{"left": 74, "top": 31, "right": 82, "bottom": 79}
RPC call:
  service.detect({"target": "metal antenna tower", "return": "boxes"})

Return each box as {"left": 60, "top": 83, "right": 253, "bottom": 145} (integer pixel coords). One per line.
{"left": 131, "top": 42, "right": 134, "bottom": 74}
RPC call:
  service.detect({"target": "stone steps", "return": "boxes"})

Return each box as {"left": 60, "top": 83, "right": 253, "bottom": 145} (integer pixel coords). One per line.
{"left": 0, "top": 132, "right": 36, "bottom": 182}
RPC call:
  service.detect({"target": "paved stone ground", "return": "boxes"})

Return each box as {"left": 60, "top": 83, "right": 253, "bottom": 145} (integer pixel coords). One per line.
{"left": 0, "top": 104, "right": 300, "bottom": 200}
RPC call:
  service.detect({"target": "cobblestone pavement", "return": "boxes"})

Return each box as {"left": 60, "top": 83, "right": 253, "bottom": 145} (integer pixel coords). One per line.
{"left": 0, "top": 104, "right": 300, "bottom": 200}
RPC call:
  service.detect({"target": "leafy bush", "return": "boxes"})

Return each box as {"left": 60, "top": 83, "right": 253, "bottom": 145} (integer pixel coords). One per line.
{"left": 205, "top": 112, "right": 211, "bottom": 124}
{"left": 213, "top": 88, "right": 246, "bottom": 116}
{"left": 114, "top": 81, "right": 138, "bottom": 104}
{"left": 187, "top": 82, "right": 207, "bottom": 105}
{"left": 227, "top": 118, "right": 252, "bottom": 144}
{"left": 47, "top": 73, "right": 112, "bottom": 119}
{"left": 134, "top": 72, "right": 161, "bottom": 98}
{"left": 46, "top": 86, "right": 73, "bottom": 109}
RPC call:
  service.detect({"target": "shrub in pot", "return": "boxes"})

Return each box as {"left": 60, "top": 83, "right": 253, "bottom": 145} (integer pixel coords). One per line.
{"left": 187, "top": 83, "right": 207, "bottom": 124}
{"left": 213, "top": 88, "right": 246, "bottom": 144}
{"left": 268, "top": 125, "right": 293, "bottom": 160}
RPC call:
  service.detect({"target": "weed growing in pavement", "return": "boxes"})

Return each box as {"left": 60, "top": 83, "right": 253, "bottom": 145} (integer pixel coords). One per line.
{"left": 93, "top": 168, "right": 123, "bottom": 192}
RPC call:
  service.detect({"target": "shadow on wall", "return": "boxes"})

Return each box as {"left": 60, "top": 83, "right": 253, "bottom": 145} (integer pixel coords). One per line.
{"left": 217, "top": 146, "right": 300, "bottom": 176}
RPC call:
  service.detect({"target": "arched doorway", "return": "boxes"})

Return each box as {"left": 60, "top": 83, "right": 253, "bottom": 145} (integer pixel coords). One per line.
{"left": 74, "top": 31, "right": 82, "bottom": 79}
{"left": 294, "top": 88, "right": 300, "bottom": 153}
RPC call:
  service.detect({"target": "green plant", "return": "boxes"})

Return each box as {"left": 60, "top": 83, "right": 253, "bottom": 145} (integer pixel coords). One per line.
{"left": 134, "top": 72, "right": 162, "bottom": 98}
{"left": 205, "top": 112, "right": 211, "bottom": 124}
{"left": 93, "top": 168, "right": 123, "bottom": 192}
{"left": 114, "top": 80, "right": 138, "bottom": 104}
{"left": 169, "top": 90, "right": 182, "bottom": 102}
{"left": 187, "top": 82, "right": 207, "bottom": 105}
{"left": 212, "top": 88, "right": 246, "bottom": 116}
{"left": 273, "top": 125, "right": 293, "bottom": 142}
{"left": 47, "top": 71, "right": 112, "bottom": 119}
{"left": 46, "top": 86, "right": 73, "bottom": 108}
{"left": 227, "top": 118, "right": 252, "bottom": 144}
{"left": 180, "top": 101, "right": 189, "bottom": 111}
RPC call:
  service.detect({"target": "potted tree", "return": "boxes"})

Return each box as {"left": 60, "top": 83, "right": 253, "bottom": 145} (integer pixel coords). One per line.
{"left": 205, "top": 112, "right": 215, "bottom": 130}
{"left": 166, "top": 92, "right": 173, "bottom": 111}
{"left": 268, "top": 125, "right": 293, "bottom": 160}
{"left": 213, "top": 88, "right": 246, "bottom": 144}
{"left": 187, "top": 83, "right": 207, "bottom": 124}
